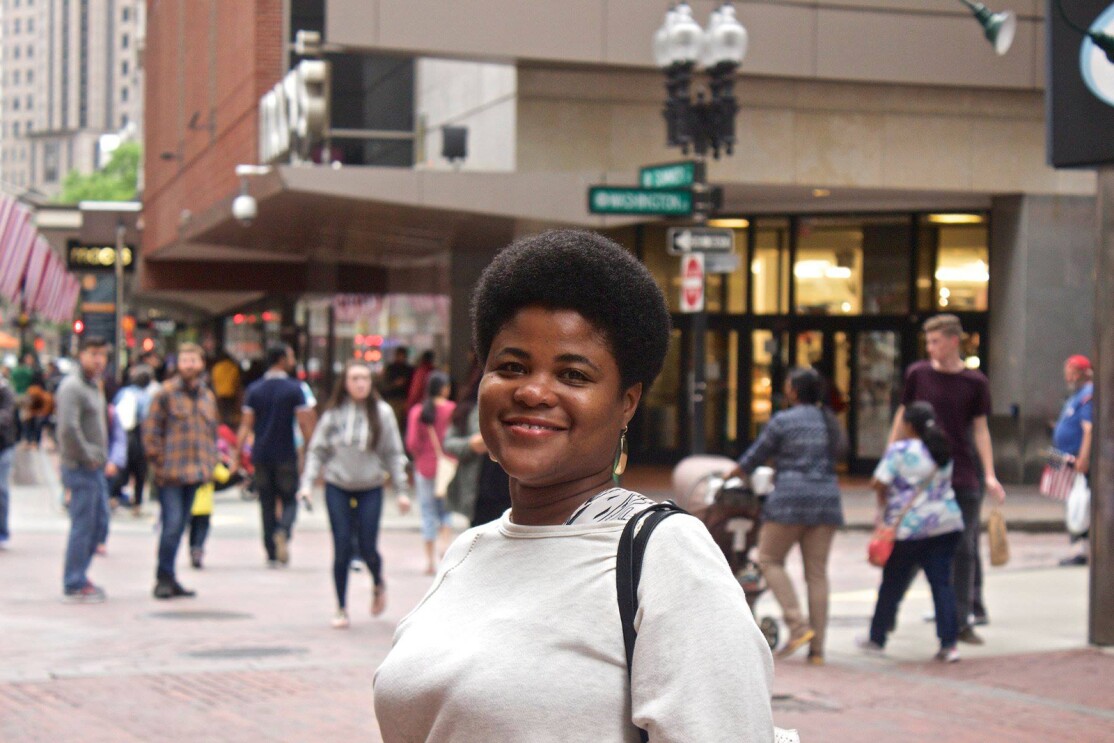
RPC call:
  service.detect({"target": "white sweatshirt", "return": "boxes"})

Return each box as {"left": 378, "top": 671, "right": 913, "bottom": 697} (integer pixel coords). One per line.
{"left": 373, "top": 494, "right": 775, "bottom": 742}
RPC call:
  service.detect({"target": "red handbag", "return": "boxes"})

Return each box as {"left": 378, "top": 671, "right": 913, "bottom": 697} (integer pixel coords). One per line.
{"left": 867, "top": 496, "right": 918, "bottom": 568}
{"left": 867, "top": 525, "right": 897, "bottom": 567}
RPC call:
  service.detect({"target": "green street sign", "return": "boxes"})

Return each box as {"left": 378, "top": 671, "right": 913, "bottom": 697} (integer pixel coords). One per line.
{"left": 639, "top": 160, "right": 703, "bottom": 189}
{"left": 588, "top": 186, "right": 693, "bottom": 216}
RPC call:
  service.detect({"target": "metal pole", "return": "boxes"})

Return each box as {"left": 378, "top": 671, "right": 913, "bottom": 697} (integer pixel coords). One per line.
{"left": 1091, "top": 166, "right": 1114, "bottom": 646}
{"left": 690, "top": 154, "right": 708, "bottom": 455}
{"left": 114, "top": 221, "right": 126, "bottom": 384}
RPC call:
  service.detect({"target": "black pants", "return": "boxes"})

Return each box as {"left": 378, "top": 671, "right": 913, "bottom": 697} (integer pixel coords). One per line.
{"left": 189, "top": 514, "right": 210, "bottom": 551}
{"left": 255, "top": 461, "right": 298, "bottom": 560}
{"left": 870, "top": 532, "right": 961, "bottom": 649}
{"left": 110, "top": 429, "right": 148, "bottom": 506}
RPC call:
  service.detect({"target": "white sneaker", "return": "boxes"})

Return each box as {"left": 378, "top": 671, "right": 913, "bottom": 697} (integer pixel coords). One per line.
{"left": 935, "top": 646, "right": 960, "bottom": 663}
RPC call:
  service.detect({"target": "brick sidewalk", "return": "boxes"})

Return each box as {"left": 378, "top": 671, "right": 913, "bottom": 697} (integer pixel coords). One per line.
{"left": 1, "top": 452, "right": 1108, "bottom": 741}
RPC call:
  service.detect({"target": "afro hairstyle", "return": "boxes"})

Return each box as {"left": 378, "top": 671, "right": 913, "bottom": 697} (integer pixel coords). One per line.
{"left": 471, "top": 229, "right": 672, "bottom": 392}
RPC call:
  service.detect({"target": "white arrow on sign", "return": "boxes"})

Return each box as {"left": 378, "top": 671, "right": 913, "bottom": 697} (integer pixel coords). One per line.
{"left": 667, "top": 227, "right": 735, "bottom": 255}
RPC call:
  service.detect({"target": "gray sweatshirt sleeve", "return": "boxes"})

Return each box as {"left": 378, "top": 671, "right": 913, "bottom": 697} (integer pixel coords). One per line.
{"left": 442, "top": 407, "right": 479, "bottom": 461}
{"left": 57, "top": 380, "right": 103, "bottom": 468}
{"left": 299, "top": 410, "right": 333, "bottom": 493}
{"left": 376, "top": 401, "right": 410, "bottom": 495}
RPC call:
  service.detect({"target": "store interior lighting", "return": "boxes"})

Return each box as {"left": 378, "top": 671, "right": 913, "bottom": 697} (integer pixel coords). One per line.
{"left": 927, "top": 213, "right": 985, "bottom": 224}
{"left": 707, "top": 218, "right": 750, "bottom": 229}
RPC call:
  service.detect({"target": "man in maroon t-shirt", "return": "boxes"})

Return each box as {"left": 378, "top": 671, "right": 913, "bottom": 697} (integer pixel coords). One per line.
{"left": 888, "top": 314, "right": 1006, "bottom": 645}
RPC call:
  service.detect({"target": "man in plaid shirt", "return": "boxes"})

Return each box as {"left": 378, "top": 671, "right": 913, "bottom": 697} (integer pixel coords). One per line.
{"left": 143, "top": 342, "right": 219, "bottom": 599}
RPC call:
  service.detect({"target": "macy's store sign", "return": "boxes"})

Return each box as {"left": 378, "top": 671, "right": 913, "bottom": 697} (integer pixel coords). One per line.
{"left": 258, "top": 60, "right": 330, "bottom": 164}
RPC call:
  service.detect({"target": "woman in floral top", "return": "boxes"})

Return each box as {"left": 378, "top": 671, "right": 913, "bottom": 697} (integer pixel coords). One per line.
{"left": 861, "top": 401, "right": 965, "bottom": 662}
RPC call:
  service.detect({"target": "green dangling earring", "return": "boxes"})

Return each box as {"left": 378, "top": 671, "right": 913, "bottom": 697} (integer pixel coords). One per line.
{"left": 612, "top": 426, "right": 629, "bottom": 482}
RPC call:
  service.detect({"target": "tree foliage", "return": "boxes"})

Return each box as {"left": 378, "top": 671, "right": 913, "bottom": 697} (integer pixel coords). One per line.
{"left": 55, "top": 142, "right": 141, "bottom": 204}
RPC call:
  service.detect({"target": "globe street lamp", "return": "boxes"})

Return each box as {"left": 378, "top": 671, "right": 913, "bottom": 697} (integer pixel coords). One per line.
{"left": 654, "top": 3, "right": 748, "bottom": 160}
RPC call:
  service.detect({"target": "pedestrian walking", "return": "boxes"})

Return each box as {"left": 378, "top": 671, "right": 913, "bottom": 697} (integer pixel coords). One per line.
{"left": 0, "top": 373, "right": 17, "bottom": 550}
{"left": 443, "top": 358, "right": 511, "bottom": 527}
{"left": 374, "top": 229, "right": 774, "bottom": 741}
{"left": 57, "top": 337, "right": 113, "bottom": 603}
{"left": 888, "top": 313, "right": 1006, "bottom": 645}
{"left": 860, "top": 402, "right": 965, "bottom": 662}
{"left": 404, "top": 350, "right": 435, "bottom": 414}
{"left": 298, "top": 360, "right": 411, "bottom": 628}
{"left": 142, "top": 343, "right": 219, "bottom": 599}
{"left": 728, "top": 366, "right": 846, "bottom": 665}
{"left": 405, "top": 371, "right": 455, "bottom": 575}
{"left": 233, "top": 344, "right": 315, "bottom": 567}
{"left": 380, "top": 346, "right": 413, "bottom": 431}
{"left": 1052, "top": 354, "right": 1093, "bottom": 566}
{"left": 108, "top": 364, "right": 153, "bottom": 516}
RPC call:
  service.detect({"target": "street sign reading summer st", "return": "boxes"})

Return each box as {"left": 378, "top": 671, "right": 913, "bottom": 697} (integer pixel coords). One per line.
{"left": 666, "top": 227, "right": 735, "bottom": 255}
{"left": 639, "top": 161, "right": 702, "bottom": 189}
{"left": 588, "top": 187, "right": 693, "bottom": 216}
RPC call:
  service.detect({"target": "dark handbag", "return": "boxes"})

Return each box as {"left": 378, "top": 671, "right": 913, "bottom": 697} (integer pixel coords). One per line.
{"left": 616, "top": 502, "right": 687, "bottom": 743}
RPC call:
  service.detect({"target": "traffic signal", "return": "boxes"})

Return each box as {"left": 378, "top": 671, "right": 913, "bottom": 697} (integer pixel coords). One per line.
{"left": 73, "top": 318, "right": 85, "bottom": 335}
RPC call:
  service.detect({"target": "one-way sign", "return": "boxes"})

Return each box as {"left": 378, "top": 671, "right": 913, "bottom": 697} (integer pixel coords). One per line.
{"left": 666, "top": 227, "right": 735, "bottom": 255}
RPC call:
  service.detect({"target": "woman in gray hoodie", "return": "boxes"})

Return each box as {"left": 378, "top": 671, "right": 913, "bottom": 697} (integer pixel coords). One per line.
{"left": 298, "top": 361, "right": 411, "bottom": 628}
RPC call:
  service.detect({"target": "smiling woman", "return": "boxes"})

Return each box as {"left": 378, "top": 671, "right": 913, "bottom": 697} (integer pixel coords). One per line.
{"left": 373, "top": 230, "right": 776, "bottom": 742}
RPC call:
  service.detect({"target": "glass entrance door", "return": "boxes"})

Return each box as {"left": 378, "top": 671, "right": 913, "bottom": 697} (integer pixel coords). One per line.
{"left": 853, "top": 330, "right": 902, "bottom": 469}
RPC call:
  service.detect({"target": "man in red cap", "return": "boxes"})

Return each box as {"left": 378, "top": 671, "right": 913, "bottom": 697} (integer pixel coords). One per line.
{"left": 1053, "top": 355, "right": 1094, "bottom": 565}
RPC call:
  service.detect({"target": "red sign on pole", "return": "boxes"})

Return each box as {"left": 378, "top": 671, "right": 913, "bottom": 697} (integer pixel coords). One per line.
{"left": 680, "top": 253, "right": 704, "bottom": 313}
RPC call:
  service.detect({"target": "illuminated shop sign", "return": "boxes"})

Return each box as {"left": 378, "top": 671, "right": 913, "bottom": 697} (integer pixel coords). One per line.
{"left": 66, "top": 240, "right": 135, "bottom": 271}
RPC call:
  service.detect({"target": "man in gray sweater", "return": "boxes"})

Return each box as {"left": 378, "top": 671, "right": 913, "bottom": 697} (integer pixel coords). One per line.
{"left": 58, "top": 336, "right": 115, "bottom": 603}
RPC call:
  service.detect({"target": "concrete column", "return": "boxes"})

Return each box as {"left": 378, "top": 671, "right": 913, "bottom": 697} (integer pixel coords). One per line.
{"left": 447, "top": 220, "right": 515, "bottom": 383}
{"left": 1091, "top": 167, "right": 1114, "bottom": 646}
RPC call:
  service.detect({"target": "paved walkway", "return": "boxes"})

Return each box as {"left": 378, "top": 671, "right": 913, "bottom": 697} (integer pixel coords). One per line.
{"left": 0, "top": 449, "right": 1108, "bottom": 741}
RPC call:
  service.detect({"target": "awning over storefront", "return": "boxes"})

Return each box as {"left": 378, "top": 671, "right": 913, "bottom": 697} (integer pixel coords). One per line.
{"left": 0, "top": 196, "right": 81, "bottom": 322}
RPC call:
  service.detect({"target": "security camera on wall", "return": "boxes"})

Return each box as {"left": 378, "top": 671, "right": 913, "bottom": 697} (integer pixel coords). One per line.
{"left": 232, "top": 193, "right": 258, "bottom": 227}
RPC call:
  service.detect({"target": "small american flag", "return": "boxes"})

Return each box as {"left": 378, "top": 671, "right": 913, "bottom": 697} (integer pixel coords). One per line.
{"left": 1039, "top": 452, "right": 1076, "bottom": 501}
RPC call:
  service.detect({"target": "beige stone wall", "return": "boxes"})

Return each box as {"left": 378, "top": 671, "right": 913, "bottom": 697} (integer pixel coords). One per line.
{"left": 516, "top": 66, "right": 1095, "bottom": 198}
{"left": 415, "top": 58, "right": 516, "bottom": 172}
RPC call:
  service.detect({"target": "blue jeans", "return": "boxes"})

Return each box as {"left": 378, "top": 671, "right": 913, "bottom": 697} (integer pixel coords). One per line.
{"left": 415, "top": 473, "right": 451, "bottom": 542}
{"left": 0, "top": 446, "right": 13, "bottom": 540}
{"left": 325, "top": 484, "right": 384, "bottom": 608}
{"left": 870, "top": 531, "right": 962, "bottom": 649}
{"left": 62, "top": 467, "right": 110, "bottom": 592}
{"left": 157, "top": 484, "right": 199, "bottom": 579}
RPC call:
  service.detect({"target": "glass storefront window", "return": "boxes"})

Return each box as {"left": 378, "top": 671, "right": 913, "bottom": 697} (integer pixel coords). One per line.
{"left": 794, "top": 216, "right": 911, "bottom": 316}
{"left": 916, "top": 214, "right": 989, "bottom": 312}
{"left": 752, "top": 220, "right": 790, "bottom": 314}
{"left": 638, "top": 328, "right": 683, "bottom": 452}
{"left": 936, "top": 226, "right": 989, "bottom": 312}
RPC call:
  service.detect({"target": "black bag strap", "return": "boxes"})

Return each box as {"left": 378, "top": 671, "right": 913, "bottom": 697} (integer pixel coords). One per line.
{"left": 616, "top": 501, "right": 687, "bottom": 743}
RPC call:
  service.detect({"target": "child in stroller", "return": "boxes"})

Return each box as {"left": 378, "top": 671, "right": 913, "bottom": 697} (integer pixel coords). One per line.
{"left": 216, "top": 424, "right": 254, "bottom": 499}
{"left": 672, "top": 455, "right": 779, "bottom": 650}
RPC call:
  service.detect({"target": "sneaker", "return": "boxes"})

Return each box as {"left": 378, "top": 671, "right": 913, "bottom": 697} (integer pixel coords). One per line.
{"left": 922, "top": 611, "right": 936, "bottom": 623}
{"left": 170, "top": 580, "right": 196, "bottom": 598}
{"left": 970, "top": 612, "right": 989, "bottom": 627}
{"left": 95, "top": 544, "right": 107, "bottom": 556}
{"left": 957, "top": 626, "right": 984, "bottom": 645}
{"left": 332, "top": 610, "right": 350, "bottom": 629}
{"left": 266, "top": 559, "right": 280, "bottom": 569}
{"left": 350, "top": 559, "right": 363, "bottom": 572}
{"left": 855, "top": 635, "right": 885, "bottom": 656}
{"left": 807, "top": 653, "right": 825, "bottom": 667}
{"left": 776, "top": 628, "right": 815, "bottom": 659}
{"left": 935, "top": 646, "right": 960, "bottom": 663}
{"left": 0, "top": 537, "right": 9, "bottom": 551}
{"left": 371, "top": 584, "right": 387, "bottom": 617}
{"left": 190, "top": 549, "right": 204, "bottom": 569}
{"left": 1059, "top": 554, "right": 1088, "bottom": 567}
{"left": 274, "top": 531, "right": 289, "bottom": 564}
{"left": 64, "top": 583, "right": 106, "bottom": 604}
{"left": 153, "top": 578, "right": 174, "bottom": 599}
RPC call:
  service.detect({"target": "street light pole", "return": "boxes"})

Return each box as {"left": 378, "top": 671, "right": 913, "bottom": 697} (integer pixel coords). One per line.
{"left": 655, "top": 2, "right": 747, "bottom": 455}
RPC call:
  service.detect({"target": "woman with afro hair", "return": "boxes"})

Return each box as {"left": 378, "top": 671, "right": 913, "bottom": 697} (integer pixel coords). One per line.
{"left": 374, "top": 229, "right": 774, "bottom": 742}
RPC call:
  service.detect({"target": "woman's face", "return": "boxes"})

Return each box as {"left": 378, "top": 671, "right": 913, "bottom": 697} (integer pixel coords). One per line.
{"left": 479, "top": 307, "right": 641, "bottom": 490}
{"left": 345, "top": 365, "right": 373, "bottom": 401}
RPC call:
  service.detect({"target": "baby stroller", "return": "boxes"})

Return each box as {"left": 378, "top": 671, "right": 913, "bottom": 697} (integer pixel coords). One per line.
{"left": 672, "top": 455, "right": 779, "bottom": 650}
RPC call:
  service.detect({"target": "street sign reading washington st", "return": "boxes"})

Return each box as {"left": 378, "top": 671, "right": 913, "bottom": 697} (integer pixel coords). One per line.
{"left": 588, "top": 187, "right": 693, "bottom": 216}
{"left": 666, "top": 227, "right": 735, "bottom": 255}
{"left": 639, "top": 160, "right": 704, "bottom": 189}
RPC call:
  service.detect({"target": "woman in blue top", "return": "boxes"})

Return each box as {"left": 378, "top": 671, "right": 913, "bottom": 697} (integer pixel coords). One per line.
{"left": 730, "top": 367, "right": 845, "bottom": 664}
{"left": 860, "top": 401, "right": 965, "bottom": 662}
